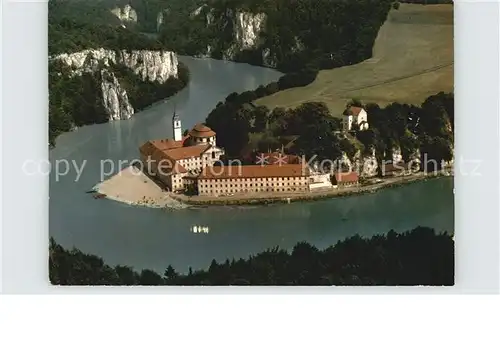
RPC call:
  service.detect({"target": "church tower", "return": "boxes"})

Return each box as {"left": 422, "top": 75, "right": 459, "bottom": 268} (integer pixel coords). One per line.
{"left": 172, "top": 109, "right": 182, "bottom": 141}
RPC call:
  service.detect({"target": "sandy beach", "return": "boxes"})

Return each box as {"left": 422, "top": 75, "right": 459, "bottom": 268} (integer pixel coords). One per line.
{"left": 92, "top": 166, "right": 188, "bottom": 209}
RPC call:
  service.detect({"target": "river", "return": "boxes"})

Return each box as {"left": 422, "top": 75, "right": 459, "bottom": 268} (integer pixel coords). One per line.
{"left": 49, "top": 56, "right": 454, "bottom": 273}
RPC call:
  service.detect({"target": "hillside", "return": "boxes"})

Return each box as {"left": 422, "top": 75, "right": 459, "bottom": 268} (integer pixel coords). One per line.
{"left": 48, "top": 0, "right": 192, "bottom": 32}
{"left": 160, "top": 0, "right": 393, "bottom": 72}
{"left": 255, "top": 3, "right": 453, "bottom": 114}
{"left": 48, "top": 0, "right": 190, "bottom": 146}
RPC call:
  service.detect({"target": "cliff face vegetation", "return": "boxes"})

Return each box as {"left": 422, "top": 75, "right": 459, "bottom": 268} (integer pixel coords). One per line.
{"left": 48, "top": 0, "right": 189, "bottom": 147}
{"left": 49, "top": 226, "right": 454, "bottom": 286}
{"left": 204, "top": 82, "right": 454, "bottom": 175}
{"left": 159, "top": 0, "right": 393, "bottom": 72}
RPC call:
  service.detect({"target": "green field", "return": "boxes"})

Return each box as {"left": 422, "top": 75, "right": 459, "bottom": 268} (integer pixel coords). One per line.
{"left": 255, "top": 3, "right": 453, "bottom": 116}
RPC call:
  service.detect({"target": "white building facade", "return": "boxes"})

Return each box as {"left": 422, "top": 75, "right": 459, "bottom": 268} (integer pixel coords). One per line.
{"left": 342, "top": 106, "right": 369, "bottom": 131}
{"left": 139, "top": 115, "right": 224, "bottom": 192}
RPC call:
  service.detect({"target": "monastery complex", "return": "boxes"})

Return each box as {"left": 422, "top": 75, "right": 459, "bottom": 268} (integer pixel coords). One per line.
{"left": 139, "top": 112, "right": 359, "bottom": 197}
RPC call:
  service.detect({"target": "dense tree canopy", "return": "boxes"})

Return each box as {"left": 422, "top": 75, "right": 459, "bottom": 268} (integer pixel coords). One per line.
{"left": 161, "top": 0, "right": 394, "bottom": 73}
{"left": 206, "top": 95, "right": 351, "bottom": 163}
{"left": 48, "top": 0, "right": 190, "bottom": 147}
{"left": 360, "top": 92, "right": 454, "bottom": 167}
{"left": 205, "top": 85, "right": 453, "bottom": 171}
{"left": 48, "top": 0, "right": 205, "bottom": 33}
{"left": 49, "top": 226, "right": 454, "bottom": 286}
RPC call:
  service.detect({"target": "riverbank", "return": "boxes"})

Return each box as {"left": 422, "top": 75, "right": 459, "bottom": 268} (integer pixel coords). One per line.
{"left": 170, "top": 171, "right": 452, "bottom": 207}
{"left": 93, "top": 166, "right": 452, "bottom": 209}
{"left": 92, "top": 166, "right": 188, "bottom": 209}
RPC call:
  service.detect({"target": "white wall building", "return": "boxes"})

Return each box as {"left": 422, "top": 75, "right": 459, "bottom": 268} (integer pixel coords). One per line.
{"left": 342, "top": 106, "right": 369, "bottom": 131}
{"left": 139, "top": 114, "right": 224, "bottom": 192}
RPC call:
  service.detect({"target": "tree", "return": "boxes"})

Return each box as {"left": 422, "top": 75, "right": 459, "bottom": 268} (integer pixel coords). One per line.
{"left": 205, "top": 101, "right": 251, "bottom": 158}
{"left": 290, "top": 102, "right": 343, "bottom": 161}
{"left": 139, "top": 269, "right": 164, "bottom": 285}
{"left": 49, "top": 226, "right": 455, "bottom": 286}
{"left": 252, "top": 105, "right": 270, "bottom": 132}
{"left": 399, "top": 129, "right": 419, "bottom": 162}
{"left": 340, "top": 137, "right": 358, "bottom": 160}
{"left": 115, "top": 265, "right": 138, "bottom": 285}
{"left": 164, "top": 265, "right": 179, "bottom": 282}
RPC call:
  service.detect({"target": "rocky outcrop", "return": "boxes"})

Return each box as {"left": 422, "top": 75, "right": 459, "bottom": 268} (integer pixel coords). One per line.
{"left": 100, "top": 69, "right": 134, "bottom": 120}
{"left": 195, "top": 45, "right": 213, "bottom": 58}
{"left": 52, "top": 49, "right": 179, "bottom": 121}
{"left": 191, "top": 5, "right": 208, "bottom": 18}
{"left": 110, "top": 5, "right": 138, "bottom": 25}
{"left": 120, "top": 50, "right": 178, "bottom": 83}
{"left": 391, "top": 147, "right": 403, "bottom": 164}
{"left": 262, "top": 48, "right": 277, "bottom": 68}
{"left": 359, "top": 150, "right": 379, "bottom": 178}
{"left": 234, "top": 12, "right": 266, "bottom": 50}
{"left": 206, "top": 9, "right": 215, "bottom": 26}
{"left": 224, "top": 11, "right": 267, "bottom": 59}
{"left": 193, "top": 8, "right": 267, "bottom": 61}
{"left": 336, "top": 149, "right": 378, "bottom": 178}
{"left": 157, "top": 8, "right": 170, "bottom": 32}
{"left": 53, "top": 49, "right": 178, "bottom": 83}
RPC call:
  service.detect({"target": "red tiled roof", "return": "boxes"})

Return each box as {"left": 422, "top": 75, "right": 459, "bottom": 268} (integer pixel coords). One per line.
{"left": 334, "top": 172, "right": 359, "bottom": 183}
{"left": 199, "top": 164, "right": 310, "bottom": 179}
{"left": 139, "top": 136, "right": 190, "bottom": 155}
{"left": 139, "top": 136, "right": 208, "bottom": 175}
{"left": 344, "top": 106, "right": 364, "bottom": 117}
{"left": 189, "top": 123, "right": 216, "bottom": 138}
{"left": 163, "top": 144, "right": 211, "bottom": 161}
{"left": 145, "top": 149, "right": 188, "bottom": 175}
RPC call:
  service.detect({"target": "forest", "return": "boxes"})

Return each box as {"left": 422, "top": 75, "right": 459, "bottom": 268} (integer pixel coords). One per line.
{"left": 49, "top": 226, "right": 454, "bottom": 286}
{"left": 160, "top": 0, "right": 394, "bottom": 73}
{"left": 48, "top": 0, "right": 189, "bottom": 147}
{"left": 205, "top": 86, "right": 454, "bottom": 171}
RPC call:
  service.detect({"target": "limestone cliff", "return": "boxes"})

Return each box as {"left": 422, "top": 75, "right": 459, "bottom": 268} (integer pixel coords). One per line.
{"left": 100, "top": 69, "right": 135, "bottom": 120}
{"left": 157, "top": 8, "right": 170, "bottom": 32}
{"left": 192, "top": 7, "right": 268, "bottom": 62}
{"left": 337, "top": 150, "right": 378, "bottom": 178}
{"left": 339, "top": 146, "right": 425, "bottom": 178}
{"left": 233, "top": 12, "right": 267, "bottom": 50}
{"left": 262, "top": 47, "right": 277, "bottom": 68}
{"left": 53, "top": 49, "right": 178, "bottom": 83}
{"left": 110, "top": 4, "right": 138, "bottom": 26}
{"left": 191, "top": 4, "right": 208, "bottom": 18}
{"left": 224, "top": 11, "right": 267, "bottom": 60}
{"left": 52, "top": 49, "right": 179, "bottom": 121}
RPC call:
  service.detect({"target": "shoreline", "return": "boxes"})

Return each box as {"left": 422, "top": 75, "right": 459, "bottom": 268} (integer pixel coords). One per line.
{"left": 167, "top": 172, "right": 452, "bottom": 208}
{"left": 93, "top": 165, "right": 452, "bottom": 210}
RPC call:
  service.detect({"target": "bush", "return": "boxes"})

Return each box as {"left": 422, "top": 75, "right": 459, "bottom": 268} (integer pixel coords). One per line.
{"left": 277, "top": 68, "right": 319, "bottom": 90}
{"left": 393, "top": 2, "right": 400, "bottom": 10}
{"left": 255, "top": 85, "right": 267, "bottom": 98}
{"left": 265, "top": 82, "right": 279, "bottom": 95}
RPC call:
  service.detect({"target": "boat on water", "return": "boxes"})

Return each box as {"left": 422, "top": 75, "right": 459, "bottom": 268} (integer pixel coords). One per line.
{"left": 191, "top": 225, "right": 210, "bottom": 234}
